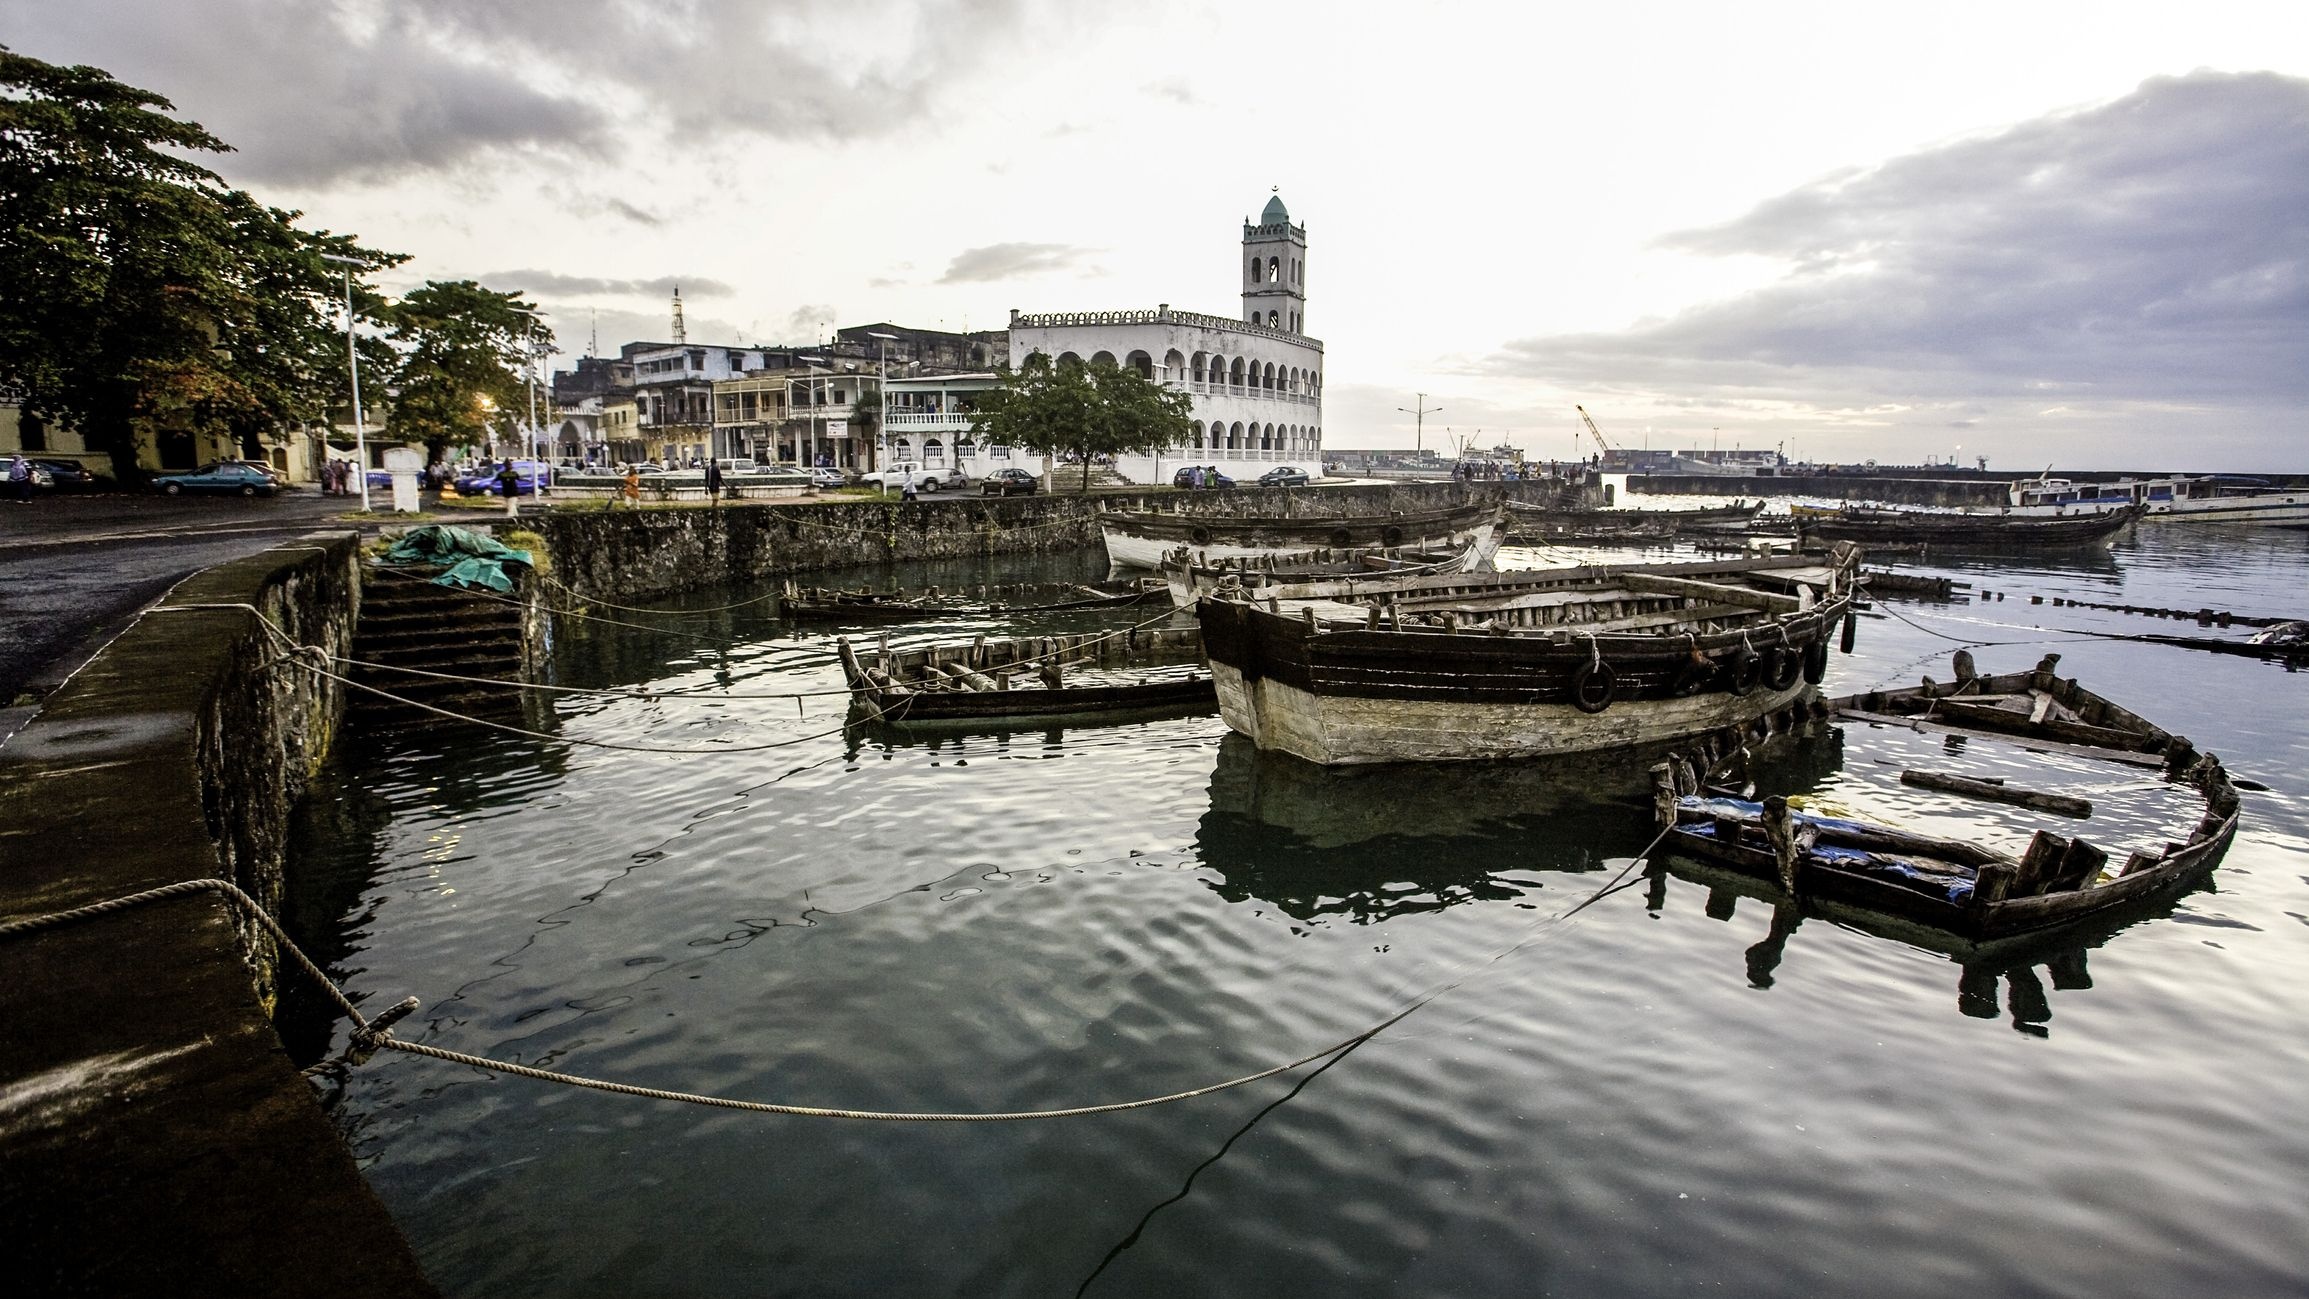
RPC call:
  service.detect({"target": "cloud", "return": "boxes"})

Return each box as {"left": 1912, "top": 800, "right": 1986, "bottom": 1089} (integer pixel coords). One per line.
{"left": 1143, "top": 77, "right": 1196, "bottom": 106}
{"left": 0, "top": 0, "right": 1034, "bottom": 186}
{"left": 938, "top": 242, "right": 1101, "bottom": 284}
{"left": 478, "top": 271, "right": 734, "bottom": 299}
{"left": 1485, "top": 72, "right": 2309, "bottom": 417}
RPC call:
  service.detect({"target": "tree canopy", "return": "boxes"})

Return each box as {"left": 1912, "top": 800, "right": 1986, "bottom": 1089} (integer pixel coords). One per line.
{"left": 385, "top": 280, "right": 545, "bottom": 462}
{"left": 968, "top": 354, "right": 1196, "bottom": 491}
{"left": 0, "top": 46, "right": 401, "bottom": 477}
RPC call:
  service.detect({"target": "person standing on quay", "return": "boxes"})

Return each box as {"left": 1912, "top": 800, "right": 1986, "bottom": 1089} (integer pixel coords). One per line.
{"left": 704, "top": 456, "right": 723, "bottom": 505}
{"left": 8, "top": 453, "right": 30, "bottom": 502}
{"left": 497, "top": 459, "right": 521, "bottom": 518}
{"left": 621, "top": 463, "right": 642, "bottom": 509}
{"left": 901, "top": 467, "right": 917, "bottom": 502}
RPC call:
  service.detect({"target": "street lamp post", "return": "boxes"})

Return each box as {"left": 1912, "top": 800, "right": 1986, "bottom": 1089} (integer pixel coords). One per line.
{"left": 319, "top": 253, "right": 370, "bottom": 510}
{"left": 867, "top": 332, "right": 898, "bottom": 475}
{"left": 1398, "top": 392, "right": 1440, "bottom": 458}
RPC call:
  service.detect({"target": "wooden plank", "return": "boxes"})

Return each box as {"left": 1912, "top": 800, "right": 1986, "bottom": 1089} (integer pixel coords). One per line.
{"left": 1623, "top": 572, "right": 1801, "bottom": 614}
{"left": 1899, "top": 769, "right": 2094, "bottom": 818}
{"left": 1834, "top": 709, "right": 2169, "bottom": 767}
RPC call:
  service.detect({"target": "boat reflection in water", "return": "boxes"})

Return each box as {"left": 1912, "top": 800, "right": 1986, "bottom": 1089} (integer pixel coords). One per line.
{"left": 1194, "top": 732, "right": 1670, "bottom": 924}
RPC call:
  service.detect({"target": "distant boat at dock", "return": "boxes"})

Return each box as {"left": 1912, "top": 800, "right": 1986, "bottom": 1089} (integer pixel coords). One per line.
{"left": 1797, "top": 503, "right": 2142, "bottom": 548}
{"left": 1097, "top": 498, "right": 1504, "bottom": 571}
{"left": 2012, "top": 475, "right": 2309, "bottom": 524}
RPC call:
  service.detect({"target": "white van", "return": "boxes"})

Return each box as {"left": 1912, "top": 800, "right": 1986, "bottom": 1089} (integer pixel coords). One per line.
{"left": 859, "top": 460, "right": 968, "bottom": 493}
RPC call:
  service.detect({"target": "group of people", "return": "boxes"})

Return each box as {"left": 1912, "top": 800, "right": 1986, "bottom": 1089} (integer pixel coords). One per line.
{"left": 319, "top": 458, "right": 363, "bottom": 495}
{"left": 1179, "top": 465, "right": 1228, "bottom": 489}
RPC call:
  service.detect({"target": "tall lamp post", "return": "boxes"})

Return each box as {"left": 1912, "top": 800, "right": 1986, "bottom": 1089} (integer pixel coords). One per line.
{"left": 1398, "top": 392, "right": 1440, "bottom": 459}
{"left": 797, "top": 354, "right": 827, "bottom": 471}
{"left": 867, "top": 331, "right": 898, "bottom": 474}
{"left": 319, "top": 253, "right": 370, "bottom": 511}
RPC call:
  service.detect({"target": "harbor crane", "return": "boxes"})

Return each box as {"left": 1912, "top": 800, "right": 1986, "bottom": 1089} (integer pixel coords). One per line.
{"left": 1575, "top": 405, "right": 1616, "bottom": 460}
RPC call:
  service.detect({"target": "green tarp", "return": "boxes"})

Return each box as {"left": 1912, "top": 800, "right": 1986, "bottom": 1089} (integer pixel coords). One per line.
{"left": 375, "top": 524, "right": 534, "bottom": 592}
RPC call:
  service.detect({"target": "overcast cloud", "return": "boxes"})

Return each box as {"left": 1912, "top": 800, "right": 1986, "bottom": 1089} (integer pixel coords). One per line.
{"left": 479, "top": 271, "right": 733, "bottom": 300}
{"left": 1487, "top": 72, "right": 2309, "bottom": 416}
{"left": 0, "top": 0, "right": 1029, "bottom": 185}
{"left": 938, "top": 243, "right": 1104, "bottom": 284}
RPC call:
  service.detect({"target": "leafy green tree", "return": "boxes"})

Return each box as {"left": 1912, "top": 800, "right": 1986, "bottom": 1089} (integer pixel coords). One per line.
{"left": 0, "top": 47, "right": 399, "bottom": 479}
{"left": 384, "top": 281, "right": 544, "bottom": 463}
{"left": 968, "top": 353, "right": 1195, "bottom": 492}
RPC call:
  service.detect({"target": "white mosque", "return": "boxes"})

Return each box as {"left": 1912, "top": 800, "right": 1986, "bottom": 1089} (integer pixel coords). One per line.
{"left": 1007, "top": 192, "right": 1324, "bottom": 484}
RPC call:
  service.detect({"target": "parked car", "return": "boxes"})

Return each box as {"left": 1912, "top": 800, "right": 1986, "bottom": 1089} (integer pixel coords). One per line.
{"left": 859, "top": 460, "right": 967, "bottom": 492}
{"left": 1172, "top": 466, "right": 1236, "bottom": 489}
{"left": 32, "top": 459, "right": 98, "bottom": 490}
{"left": 1257, "top": 466, "right": 1312, "bottom": 488}
{"left": 151, "top": 462, "right": 278, "bottom": 496}
{"left": 453, "top": 460, "right": 549, "bottom": 496}
{"left": 980, "top": 467, "right": 1039, "bottom": 496}
{"left": 806, "top": 467, "right": 849, "bottom": 490}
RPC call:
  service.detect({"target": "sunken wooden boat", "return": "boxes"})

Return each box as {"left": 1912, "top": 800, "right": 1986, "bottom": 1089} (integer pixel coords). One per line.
{"left": 784, "top": 578, "right": 1162, "bottom": 622}
{"left": 1652, "top": 652, "right": 2240, "bottom": 943}
{"left": 1098, "top": 497, "right": 1505, "bottom": 571}
{"left": 1797, "top": 503, "right": 2143, "bottom": 548}
{"left": 1194, "top": 546, "right": 1863, "bottom": 765}
{"left": 1160, "top": 533, "right": 1496, "bottom": 608}
{"left": 836, "top": 625, "right": 1213, "bottom": 725}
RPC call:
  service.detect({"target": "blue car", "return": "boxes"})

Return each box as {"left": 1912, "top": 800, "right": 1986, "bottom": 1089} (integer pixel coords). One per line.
{"left": 454, "top": 461, "right": 548, "bottom": 496}
{"left": 151, "top": 462, "right": 279, "bottom": 496}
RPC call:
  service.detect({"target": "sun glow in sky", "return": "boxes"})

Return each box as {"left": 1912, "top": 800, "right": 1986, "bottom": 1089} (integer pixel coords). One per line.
{"left": 7, "top": 0, "right": 2305, "bottom": 468}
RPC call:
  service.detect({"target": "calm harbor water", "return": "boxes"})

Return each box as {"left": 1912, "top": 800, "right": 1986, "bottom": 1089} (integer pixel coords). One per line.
{"left": 286, "top": 524, "right": 2309, "bottom": 1298}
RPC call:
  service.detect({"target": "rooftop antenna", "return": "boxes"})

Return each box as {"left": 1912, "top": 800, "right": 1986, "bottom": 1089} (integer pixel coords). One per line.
{"left": 588, "top": 308, "right": 598, "bottom": 359}
{"left": 671, "top": 285, "right": 687, "bottom": 344}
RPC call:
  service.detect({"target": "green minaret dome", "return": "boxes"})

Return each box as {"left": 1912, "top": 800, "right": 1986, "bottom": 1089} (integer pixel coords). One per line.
{"left": 1260, "top": 194, "right": 1289, "bottom": 224}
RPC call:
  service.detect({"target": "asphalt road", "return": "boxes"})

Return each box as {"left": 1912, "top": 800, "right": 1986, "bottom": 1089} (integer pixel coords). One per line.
{"left": 0, "top": 487, "right": 400, "bottom": 746}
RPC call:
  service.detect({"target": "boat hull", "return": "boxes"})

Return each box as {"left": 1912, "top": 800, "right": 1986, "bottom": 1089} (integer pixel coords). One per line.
{"left": 1100, "top": 501, "right": 1505, "bottom": 571}
{"left": 1800, "top": 504, "right": 2141, "bottom": 547}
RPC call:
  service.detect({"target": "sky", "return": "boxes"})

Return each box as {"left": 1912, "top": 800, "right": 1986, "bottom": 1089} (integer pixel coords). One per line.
{"left": 5, "top": 0, "right": 2305, "bottom": 469}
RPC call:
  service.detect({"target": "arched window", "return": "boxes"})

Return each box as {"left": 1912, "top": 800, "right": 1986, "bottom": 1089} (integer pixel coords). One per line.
{"left": 1267, "top": 310, "right": 1279, "bottom": 328}
{"left": 1057, "top": 351, "right": 1083, "bottom": 368}
{"left": 1191, "top": 352, "right": 1207, "bottom": 384}
{"left": 1267, "top": 255, "right": 1279, "bottom": 283}
{"left": 924, "top": 438, "right": 945, "bottom": 466}
{"left": 1162, "top": 349, "right": 1185, "bottom": 382}
{"left": 1249, "top": 257, "right": 1262, "bottom": 283}
{"left": 1090, "top": 350, "right": 1117, "bottom": 368}
{"left": 1126, "top": 350, "right": 1154, "bottom": 379}
{"left": 1263, "top": 362, "right": 1277, "bottom": 390}
{"left": 1229, "top": 421, "right": 1244, "bottom": 450}
{"left": 1230, "top": 357, "right": 1246, "bottom": 387}
{"left": 895, "top": 437, "right": 913, "bottom": 459}
{"left": 954, "top": 437, "right": 975, "bottom": 464}
{"left": 1208, "top": 420, "right": 1224, "bottom": 450}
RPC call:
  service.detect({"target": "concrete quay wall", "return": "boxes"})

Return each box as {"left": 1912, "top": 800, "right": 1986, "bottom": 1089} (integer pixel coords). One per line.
{"left": 0, "top": 534, "right": 436, "bottom": 1297}
{"left": 1623, "top": 473, "right": 2014, "bottom": 507}
{"left": 532, "top": 479, "right": 1586, "bottom": 601}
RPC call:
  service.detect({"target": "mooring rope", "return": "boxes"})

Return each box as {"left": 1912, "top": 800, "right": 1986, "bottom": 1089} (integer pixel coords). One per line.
{"left": 0, "top": 829, "right": 1672, "bottom": 1122}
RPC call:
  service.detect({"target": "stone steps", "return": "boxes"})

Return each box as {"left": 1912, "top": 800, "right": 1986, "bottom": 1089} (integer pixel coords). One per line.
{"left": 351, "top": 568, "right": 530, "bottom": 727}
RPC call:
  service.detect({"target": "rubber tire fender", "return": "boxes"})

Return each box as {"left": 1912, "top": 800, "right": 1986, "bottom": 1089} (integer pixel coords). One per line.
{"left": 1802, "top": 639, "right": 1831, "bottom": 685}
{"left": 1725, "top": 647, "right": 1762, "bottom": 697}
{"left": 1839, "top": 609, "right": 1858, "bottom": 654}
{"left": 1329, "top": 528, "right": 1353, "bottom": 548}
{"left": 1381, "top": 525, "right": 1404, "bottom": 547}
{"left": 1763, "top": 643, "right": 1804, "bottom": 691}
{"left": 1189, "top": 526, "right": 1212, "bottom": 546}
{"left": 1569, "top": 658, "right": 1617, "bottom": 714}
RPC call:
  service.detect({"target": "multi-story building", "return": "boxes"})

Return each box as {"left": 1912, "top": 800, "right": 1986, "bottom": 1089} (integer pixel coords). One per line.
{"left": 1006, "top": 193, "right": 1324, "bottom": 484}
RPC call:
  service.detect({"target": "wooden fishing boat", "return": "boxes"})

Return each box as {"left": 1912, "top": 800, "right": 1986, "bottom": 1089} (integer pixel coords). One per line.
{"left": 1194, "top": 547, "right": 1863, "bottom": 765}
{"left": 1651, "top": 652, "right": 2240, "bottom": 943}
{"left": 784, "top": 578, "right": 1162, "bottom": 622}
{"left": 1505, "top": 500, "right": 1765, "bottom": 542}
{"left": 1097, "top": 497, "right": 1505, "bottom": 571}
{"left": 1159, "top": 534, "right": 1494, "bottom": 608}
{"left": 1798, "top": 503, "right": 2142, "bottom": 547}
{"left": 836, "top": 625, "right": 1212, "bottom": 725}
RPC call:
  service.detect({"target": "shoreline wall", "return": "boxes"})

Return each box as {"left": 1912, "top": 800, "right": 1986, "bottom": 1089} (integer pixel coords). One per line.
{"left": 1624, "top": 474, "right": 2015, "bottom": 506}
{"left": 532, "top": 479, "right": 1588, "bottom": 601}
{"left": 0, "top": 533, "right": 437, "bottom": 1296}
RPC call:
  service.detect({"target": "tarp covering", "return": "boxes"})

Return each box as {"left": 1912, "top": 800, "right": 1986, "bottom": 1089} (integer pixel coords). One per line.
{"left": 375, "top": 524, "right": 534, "bottom": 592}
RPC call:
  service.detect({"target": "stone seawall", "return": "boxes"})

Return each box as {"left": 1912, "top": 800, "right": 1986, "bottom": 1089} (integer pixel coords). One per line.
{"left": 1625, "top": 474, "right": 2014, "bottom": 507}
{"left": 533, "top": 480, "right": 1586, "bottom": 601}
{"left": 0, "top": 533, "right": 436, "bottom": 1296}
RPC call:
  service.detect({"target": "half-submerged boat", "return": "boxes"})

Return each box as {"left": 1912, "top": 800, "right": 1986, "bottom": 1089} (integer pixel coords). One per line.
{"left": 1194, "top": 547, "right": 1863, "bottom": 765}
{"left": 836, "top": 626, "right": 1212, "bottom": 726}
{"left": 1797, "top": 503, "right": 2142, "bottom": 548}
{"left": 1652, "top": 652, "right": 2240, "bottom": 943}
{"left": 1505, "top": 500, "right": 1764, "bottom": 543}
{"left": 1098, "top": 497, "right": 1505, "bottom": 571}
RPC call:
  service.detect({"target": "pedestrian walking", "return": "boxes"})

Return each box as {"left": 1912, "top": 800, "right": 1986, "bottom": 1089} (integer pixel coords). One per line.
{"left": 8, "top": 453, "right": 30, "bottom": 502}
{"left": 703, "top": 457, "right": 723, "bottom": 503}
{"left": 900, "top": 468, "right": 917, "bottom": 502}
{"left": 497, "top": 459, "right": 521, "bottom": 518}
{"left": 621, "top": 463, "right": 642, "bottom": 508}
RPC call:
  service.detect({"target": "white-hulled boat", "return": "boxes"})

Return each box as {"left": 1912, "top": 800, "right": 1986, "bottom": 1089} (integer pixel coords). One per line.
{"left": 2013, "top": 475, "right": 2309, "bottom": 524}
{"left": 1098, "top": 498, "right": 1504, "bottom": 571}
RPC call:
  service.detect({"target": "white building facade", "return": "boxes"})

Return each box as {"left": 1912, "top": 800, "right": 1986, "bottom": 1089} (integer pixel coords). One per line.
{"left": 1007, "top": 194, "right": 1323, "bottom": 485}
